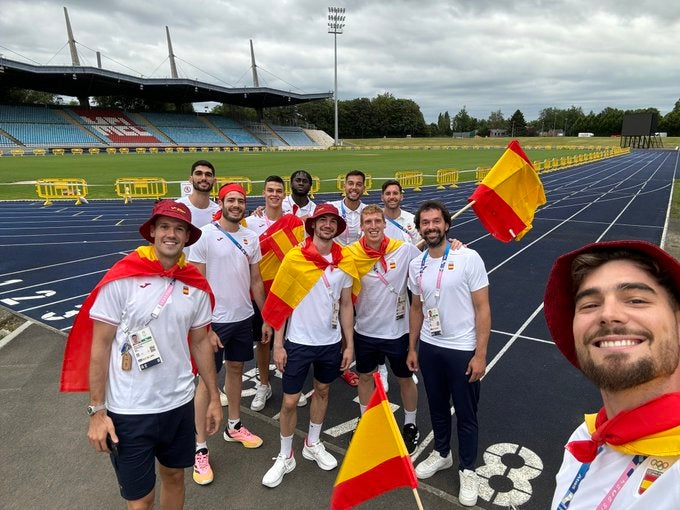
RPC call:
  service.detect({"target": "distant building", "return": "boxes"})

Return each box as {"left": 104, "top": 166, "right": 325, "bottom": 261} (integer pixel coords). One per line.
{"left": 489, "top": 129, "right": 507, "bottom": 137}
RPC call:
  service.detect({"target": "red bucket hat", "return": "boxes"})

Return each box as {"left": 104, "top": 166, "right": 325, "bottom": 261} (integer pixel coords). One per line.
{"left": 139, "top": 200, "right": 202, "bottom": 246}
{"left": 543, "top": 240, "right": 680, "bottom": 369}
{"left": 304, "top": 203, "right": 347, "bottom": 237}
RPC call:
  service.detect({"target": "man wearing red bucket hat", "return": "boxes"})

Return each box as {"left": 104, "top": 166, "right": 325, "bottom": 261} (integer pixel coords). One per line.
{"left": 60, "top": 200, "right": 221, "bottom": 509}
{"left": 545, "top": 240, "right": 680, "bottom": 509}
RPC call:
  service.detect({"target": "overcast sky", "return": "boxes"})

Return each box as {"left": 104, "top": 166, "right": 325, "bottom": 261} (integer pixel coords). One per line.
{"left": 1, "top": 0, "right": 679, "bottom": 123}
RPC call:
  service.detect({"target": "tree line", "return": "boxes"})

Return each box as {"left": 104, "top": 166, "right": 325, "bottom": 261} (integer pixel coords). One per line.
{"left": 4, "top": 87, "right": 680, "bottom": 137}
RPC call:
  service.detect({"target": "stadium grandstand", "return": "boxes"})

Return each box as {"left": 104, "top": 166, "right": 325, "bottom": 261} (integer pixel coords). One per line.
{"left": 0, "top": 8, "right": 333, "bottom": 153}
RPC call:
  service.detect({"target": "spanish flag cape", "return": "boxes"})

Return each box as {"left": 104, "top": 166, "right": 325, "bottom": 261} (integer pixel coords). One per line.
{"left": 261, "top": 237, "right": 360, "bottom": 331}
{"left": 257, "top": 213, "right": 305, "bottom": 294}
{"left": 566, "top": 393, "right": 680, "bottom": 463}
{"left": 59, "top": 246, "right": 214, "bottom": 392}
{"left": 344, "top": 236, "right": 404, "bottom": 279}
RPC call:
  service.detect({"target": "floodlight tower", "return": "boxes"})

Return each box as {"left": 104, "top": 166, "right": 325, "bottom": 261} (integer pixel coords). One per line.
{"left": 328, "top": 7, "right": 345, "bottom": 146}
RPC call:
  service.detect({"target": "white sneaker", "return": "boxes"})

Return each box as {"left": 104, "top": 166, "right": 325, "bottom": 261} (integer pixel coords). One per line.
{"left": 378, "top": 364, "right": 389, "bottom": 392}
{"left": 302, "top": 439, "right": 337, "bottom": 471}
{"left": 458, "top": 469, "right": 479, "bottom": 507}
{"left": 262, "top": 452, "right": 296, "bottom": 488}
{"left": 250, "top": 383, "right": 272, "bottom": 411}
{"left": 219, "top": 389, "right": 228, "bottom": 407}
{"left": 415, "top": 450, "right": 453, "bottom": 479}
{"left": 297, "top": 391, "right": 308, "bottom": 407}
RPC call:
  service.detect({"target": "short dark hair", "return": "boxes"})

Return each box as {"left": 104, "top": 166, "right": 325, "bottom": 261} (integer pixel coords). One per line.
{"left": 571, "top": 249, "right": 680, "bottom": 309}
{"left": 290, "top": 169, "right": 312, "bottom": 182}
{"left": 191, "top": 160, "right": 215, "bottom": 174}
{"left": 415, "top": 200, "right": 451, "bottom": 230}
{"left": 264, "top": 175, "right": 285, "bottom": 187}
{"left": 381, "top": 179, "right": 402, "bottom": 193}
{"left": 345, "top": 170, "right": 366, "bottom": 183}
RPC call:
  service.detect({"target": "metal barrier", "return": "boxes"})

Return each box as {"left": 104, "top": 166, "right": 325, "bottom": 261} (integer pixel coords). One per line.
{"left": 475, "top": 167, "right": 490, "bottom": 183}
{"left": 33, "top": 149, "right": 47, "bottom": 156}
{"left": 135, "top": 148, "right": 146, "bottom": 154}
{"left": 106, "top": 148, "right": 117, "bottom": 154}
{"left": 88, "top": 148, "right": 100, "bottom": 155}
{"left": 71, "top": 148, "right": 84, "bottom": 155}
{"left": 52, "top": 148, "right": 65, "bottom": 156}
{"left": 115, "top": 177, "right": 168, "bottom": 204}
{"left": 436, "top": 168, "right": 459, "bottom": 189}
{"left": 395, "top": 170, "right": 423, "bottom": 191}
{"left": 35, "top": 178, "right": 88, "bottom": 206}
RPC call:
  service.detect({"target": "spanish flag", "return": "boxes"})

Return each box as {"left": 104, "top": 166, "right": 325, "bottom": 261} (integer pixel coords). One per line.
{"left": 344, "top": 236, "right": 404, "bottom": 278}
{"left": 59, "top": 246, "right": 214, "bottom": 392}
{"left": 261, "top": 237, "right": 359, "bottom": 331}
{"left": 469, "top": 140, "right": 546, "bottom": 242}
{"left": 331, "top": 372, "right": 418, "bottom": 509}
{"left": 257, "top": 214, "right": 305, "bottom": 294}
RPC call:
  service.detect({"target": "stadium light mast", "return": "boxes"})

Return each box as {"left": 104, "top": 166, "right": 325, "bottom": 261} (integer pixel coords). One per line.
{"left": 328, "top": 6, "right": 345, "bottom": 147}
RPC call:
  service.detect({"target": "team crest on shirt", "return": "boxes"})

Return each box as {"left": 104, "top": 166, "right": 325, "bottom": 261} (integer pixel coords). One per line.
{"left": 638, "top": 457, "right": 676, "bottom": 494}
{"left": 448, "top": 262, "right": 455, "bottom": 270}
{"left": 243, "top": 238, "right": 249, "bottom": 245}
{"left": 139, "top": 282, "right": 151, "bottom": 288}
{"left": 389, "top": 261, "right": 397, "bottom": 269}
{"left": 182, "top": 286, "right": 189, "bottom": 296}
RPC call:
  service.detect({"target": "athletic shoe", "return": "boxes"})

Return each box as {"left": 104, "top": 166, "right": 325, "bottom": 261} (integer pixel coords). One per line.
{"left": 302, "top": 439, "right": 337, "bottom": 471}
{"left": 458, "top": 469, "right": 479, "bottom": 507}
{"left": 378, "top": 364, "right": 389, "bottom": 392}
{"left": 250, "top": 383, "right": 272, "bottom": 411}
{"left": 262, "top": 452, "right": 296, "bottom": 488}
{"left": 297, "top": 391, "right": 308, "bottom": 407}
{"left": 402, "top": 423, "right": 420, "bottom": 455}
{"left": 415, "top": 450, "right": 453, "bottom": 479}
{"left": 223, "top": 422, "right": 263, "bottom": 448}
{"left": 219, "top": 388, "right": 228, "bottom": 407}
{"left": 192, "top": 448, "right": 213, "bottom": 485}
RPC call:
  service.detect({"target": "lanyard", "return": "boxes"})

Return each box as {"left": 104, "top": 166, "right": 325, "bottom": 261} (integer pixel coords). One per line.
{"left": 320, "top": 270, "right": 336, "bottom": 301}
{"left": 557, "top": 450, "right": 645, "bottom": 510}
{"left": 212, "top": 221, "right": 248, "bottom": 257}
{"left": 418, "top": 243, "right": 451, "bottom": 302}
{"left": 147, "top": 278, "right": 176, "bottom": 324}
{"left": 372, "top": 265, "right": 399, "bottom": 295}
{"left": 386, "top": 216, "right": 415, "bottom": 240}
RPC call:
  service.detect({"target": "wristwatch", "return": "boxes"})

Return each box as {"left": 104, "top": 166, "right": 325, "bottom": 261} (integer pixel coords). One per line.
{"left": 87, "top": 403, "right": 107, "bottom": 416}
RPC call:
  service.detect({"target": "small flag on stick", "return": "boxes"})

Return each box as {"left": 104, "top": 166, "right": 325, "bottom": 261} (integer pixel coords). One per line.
{"left": 330, "top": 373, "right": 421, "bottom": 510}
{"left": 468, "top": 140, "right": 546, "bottom": 242}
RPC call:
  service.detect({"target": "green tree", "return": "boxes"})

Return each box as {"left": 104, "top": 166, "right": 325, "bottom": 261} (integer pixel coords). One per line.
{"left": 659, "top": 99, "right": 680, "bottom": 136}
{"left": 453, "top": 107, "right": 476, "bottom": 133}
{"left": 508, "top": 110, "right": 527, "bottom": 136}
{"left": 0, "top": 88, "right": 61, "bottom": 104}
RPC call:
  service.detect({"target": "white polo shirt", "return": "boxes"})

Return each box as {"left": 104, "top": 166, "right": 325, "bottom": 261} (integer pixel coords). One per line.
{"left": 282, "top": 195, "right": 316, "bottom": 218}
{"left": 384, "top": 209, "right": 422, "bottom": 245}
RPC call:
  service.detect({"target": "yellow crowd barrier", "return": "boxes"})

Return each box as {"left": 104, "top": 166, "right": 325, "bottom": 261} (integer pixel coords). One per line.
{"left": 35, "top": 178, "right": 88, "bottom": 206}
{"left": 135, "top": 147, "right": 146, "bottom": 154}
{"left": 149, "top": 147, "right": 159, "bottom": 154}
{"left": 212, "top": 177, "right": 253, "bottom": 199}
{"left": 115, "top": 177, "right": 168, "bottom": 204}
{"left": 164, "top": 147, "right": 174, "bottom": 153}
{"left": 52, "top": 148, "right": 65, "bottom": 156}
{"left": 119, "top": 147, "right": 129, "bottom": 154}
{"left": 395, "top": 171, "right": 423, "bottom": 191}
{"left": 106, "top": 148, "right": 117, "bottom": 154}
{"left": 88, "top": 148, "right": 100, "bottom": 155}
{"left": 436, "top": 168, "right": 459, "bottom": 189}
{"left": 71, "top": 148, "right": 84, "bottom": 155}
{"left": 33, "top": 149, "right": 47, "bottom": 156}
{"left": 475, "top": 167, "right": 490, "bottom": 183}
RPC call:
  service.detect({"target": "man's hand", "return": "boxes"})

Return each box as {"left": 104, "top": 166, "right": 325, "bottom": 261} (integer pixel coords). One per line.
{"left": 340, "top": 347, "right": 353, "bottom": 372}
{"left": 87, "top": 412, "right": 117, "bottom": 453}
{"left": 466, "top": 353, "right": 486, "bottom": 382}
{"left": 205, "top": 398, "right": 224, "bottom": 435}
{"left": 406, "top": 350, "right": 419, "bottom": 372}
{"left": 273, "top": 344, "right": 287, "bottom": 372}
{"left": 260, "top": 324, "right": 272, "bottom": 344}
{"left": 208, "top": 329, "right": 223, "bottom": 352}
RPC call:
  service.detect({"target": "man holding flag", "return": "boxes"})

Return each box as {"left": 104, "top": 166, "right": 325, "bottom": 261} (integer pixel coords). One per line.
{"left": 260, "top": 203, "right": 359, "bottom": 488}
{"left": 407, "top": 200, "right": 490, "bottom": 507}
{"left": 60, "top": 200, "right": 221, "bottom": 509}
{"left": 345, "top": 204, "right": 422, "bottom": 454}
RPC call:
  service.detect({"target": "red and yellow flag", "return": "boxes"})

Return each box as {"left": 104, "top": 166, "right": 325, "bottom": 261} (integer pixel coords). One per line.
{"left": 257, "top": 214, "right": 305, "bottom": 294}
{"left": 331, "top": 372, "right": 418, "bottom": 510}
{"left": 469, "top": 139, "right": 546, "bottom": 242}
{"left": 344, "top": 236, "right": 403, "bottom": 278}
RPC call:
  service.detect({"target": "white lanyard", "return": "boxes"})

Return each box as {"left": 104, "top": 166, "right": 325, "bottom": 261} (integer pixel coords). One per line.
{"left": 418, "top": 243, "right": 451, "bottom": 304}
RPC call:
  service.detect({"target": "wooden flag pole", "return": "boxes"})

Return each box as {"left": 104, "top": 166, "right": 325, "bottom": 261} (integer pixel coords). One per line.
{"left": 412, "top": 488, "right": 425, "bottom": 510}
{"left": 415, "top": 201, "right": 477, "bottom": 250}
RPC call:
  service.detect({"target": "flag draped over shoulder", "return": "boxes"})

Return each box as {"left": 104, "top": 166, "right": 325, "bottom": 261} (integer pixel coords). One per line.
{"left": 261, "top": 237, "right": 359, "bottom": 331}
{"left": 257, "top": 214, "right": 305, "bottom": 294}
{"left": 469, "top": 139, "right": 546, "bottom": 242}
{"left": 331, "top": 372, "right": 418, "bottom": 510}
{"left": 59, "top": 246, "right": 214, "bottom": 392}
{"left": 344, "top": 236, "right": 404, "bottom": 278}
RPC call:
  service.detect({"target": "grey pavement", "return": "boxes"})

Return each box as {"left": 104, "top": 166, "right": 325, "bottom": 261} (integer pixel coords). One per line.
{"left": 0, "top": 312, "right": 474, "bottom": 510}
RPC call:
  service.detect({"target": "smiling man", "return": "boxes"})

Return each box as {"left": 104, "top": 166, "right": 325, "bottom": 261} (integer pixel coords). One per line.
{"left": 545, "top": 240, "right": 680, "bottom": 509}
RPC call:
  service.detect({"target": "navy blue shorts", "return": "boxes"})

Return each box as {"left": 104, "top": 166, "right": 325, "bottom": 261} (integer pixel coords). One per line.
{"left": 251, "top": 301, "right": 268, "bottom": 345}
{"left": 108, "top": 400, "right": 195, "bottom": 501}
{"left": 281, "top": 340, "right": 342, "bottom": 394}
{"left": 354, "top": 331, "right": 413, "bottom": 378}
{"left": 212, "top": 317, "right": 254, "bottom": 367}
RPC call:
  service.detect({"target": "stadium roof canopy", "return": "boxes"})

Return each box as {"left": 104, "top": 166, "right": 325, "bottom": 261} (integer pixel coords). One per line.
{"left": 0, "top": 58, "right": 332, "bottom": 108}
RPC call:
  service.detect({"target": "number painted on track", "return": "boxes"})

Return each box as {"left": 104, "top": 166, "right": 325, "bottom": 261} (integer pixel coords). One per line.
{"left": 0, "top": 279, "right": 23, "bottom": 287}
{"left": 41, "top": 304, "right": 82, "bottom": 321}
{"left": 476, "top": 442, "right": 543, "bottom": 507}
{"left": 1, "top": 290, "right": 56, "bottom": 306}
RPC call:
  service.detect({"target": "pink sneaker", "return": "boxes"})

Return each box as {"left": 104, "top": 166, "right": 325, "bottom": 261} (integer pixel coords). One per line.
{"left": 192, "top": 448, "right": 213, "bottom": 485}
{"left": 223, "top": 422, "right": 263, "bottom": 448}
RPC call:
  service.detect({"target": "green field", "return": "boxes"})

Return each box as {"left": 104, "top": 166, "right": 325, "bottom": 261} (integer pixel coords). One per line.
{"left": 0, "top": 136, "right": 642, "bottom": 200}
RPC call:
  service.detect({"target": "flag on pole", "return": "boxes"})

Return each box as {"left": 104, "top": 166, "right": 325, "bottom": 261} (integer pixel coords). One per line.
{"left": 468, "top": 139, "right": 546, "bottom": 242}
{"left": 330, "top": 373, "right": 418, "bottom": 510}
{"left": 257, "top": 214, "right": 305, "bottom": 294}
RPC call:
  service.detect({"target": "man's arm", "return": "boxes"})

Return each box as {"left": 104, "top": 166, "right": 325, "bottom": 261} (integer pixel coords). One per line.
{"left": 272, "top": 326, "right": 287, "bottom": 373}
{"left": 250, "top": 263, "right": 272, "bottom": 343}
{"left": 190, "top": 326, "right": 223, "bottom": 435}
{"left": 407, "top": 294, "right": 424, "bottom": 371}
{"left": 467, "top": 286, "right": 490, "bottom": 382}
{"left": 339, "top": 286, "right": 354, "bottom": 372}
{"left": 87, "top": 320, "right": 117, "bottom": 453}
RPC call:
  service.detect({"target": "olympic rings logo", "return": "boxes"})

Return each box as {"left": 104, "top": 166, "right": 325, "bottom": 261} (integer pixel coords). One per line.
{"left": 650, "top": 459, "right": 670, "bottom": 470}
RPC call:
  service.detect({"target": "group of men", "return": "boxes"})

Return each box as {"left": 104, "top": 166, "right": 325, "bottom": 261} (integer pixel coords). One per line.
{"left": 67, "top": 159, "right": 680, "bottom": 509}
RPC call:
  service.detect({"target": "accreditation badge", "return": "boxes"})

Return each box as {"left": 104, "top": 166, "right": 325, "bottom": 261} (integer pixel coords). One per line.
{"left": 129, "top": 327, "right": 163, "bottom": 370}
{"left": 427, "top": 307, "right": 442, "bottom": 336}
{"left": 395, "top": 293, "right": 407, "bottom": 320}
